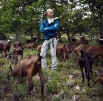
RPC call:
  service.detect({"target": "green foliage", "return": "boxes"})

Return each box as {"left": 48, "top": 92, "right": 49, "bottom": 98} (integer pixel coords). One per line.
{"left": 0, "top": 0, "right": 103, "bottom": 99}
{"left": 37, "top": 0, "right": 44, "bottom": 6}
{"left": 52, "top": 95, "right": 63, "bottom": 101}
{"left": 1, "top": 0, "right": 102, "bottom": 39}
{"left": 47, "top": 77, "right": 58, "bottom": 94}
{"left": 0, "top": 58, "right": 8, "bottom": 65}
{"left": 11, "top": 82, "right": 27, "bottom": 100}
{"left": 0, "top": 38, "right": 103, "bottom": 100}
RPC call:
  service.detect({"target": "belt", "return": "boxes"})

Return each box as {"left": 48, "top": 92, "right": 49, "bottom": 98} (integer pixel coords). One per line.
{"left": 44, "top": 37, "right": 56, "bottom": 40}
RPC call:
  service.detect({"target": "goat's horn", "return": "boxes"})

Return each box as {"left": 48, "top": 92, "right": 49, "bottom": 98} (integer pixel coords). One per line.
{"left": 97, "top": 37, "right": 103, "bottom": 40}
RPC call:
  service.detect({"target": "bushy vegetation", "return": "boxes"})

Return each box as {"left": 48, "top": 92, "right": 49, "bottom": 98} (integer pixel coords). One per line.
{"left": 0, "top": 38, "right": 103, "bottom": 101}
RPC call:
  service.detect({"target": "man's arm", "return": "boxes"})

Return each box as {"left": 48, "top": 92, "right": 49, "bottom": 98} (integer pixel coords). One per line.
{"left": 40, "top": 21, "right": 51, "bottom": 33}
{"left": 45, "top": 20, "right": 59, "bottom": 31}
{"left": 40, "top": 21, "right": 46, "bottom": 33}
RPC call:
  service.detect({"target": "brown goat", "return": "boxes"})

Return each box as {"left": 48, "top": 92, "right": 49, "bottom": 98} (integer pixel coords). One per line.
{"left": 25, "top": 42, "right": 35, "bottom": 50}
{"left": 8, "top": 55, "right": 44, "bottom": 99}
{"left": 14, "top": 41, "right": 22, "bottom": 48}
{"left": 73, "top": 44, "right": 103, "bottom": 66}
{"left": 92, "top": 69, "right": 103, "bottom": 86}
{"left": 0, "top": 40, "right": 11, "bottom": 57}
{"left": 65, "top": 42, "right": 84, "bottom": 54}
{"left": 7, "top": 46, "right": 23, "bottom": 67}
{"left": 26, "top": 38, "right": 37, "bottom": 44}
{"left": 56, "top": 43, "right": 68, "bottom": 60}
{"left": 12, "top": 46, "right": 23, "bottom": 59}
{"left": 37, "top": 43, "right": 68, "bottom": 60}
{"left": 93, "top": 74, "right": 103, "bottom": 86}
{"left": 79, "top": 36, "right": 89, "bottom": 44}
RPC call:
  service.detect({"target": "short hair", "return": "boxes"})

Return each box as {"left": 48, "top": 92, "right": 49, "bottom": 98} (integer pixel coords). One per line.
{"left": 46, "top": 9, "right": 53, "bottom": 14}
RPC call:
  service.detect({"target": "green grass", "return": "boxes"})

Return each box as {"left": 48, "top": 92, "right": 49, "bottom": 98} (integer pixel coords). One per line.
{"left": 0, "top": 38, "right": 103, "bottom": 101}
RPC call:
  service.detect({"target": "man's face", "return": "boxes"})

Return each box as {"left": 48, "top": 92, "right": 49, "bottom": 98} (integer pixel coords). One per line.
{"left": 47, "top": 9, "right": 54, "bottom": 18}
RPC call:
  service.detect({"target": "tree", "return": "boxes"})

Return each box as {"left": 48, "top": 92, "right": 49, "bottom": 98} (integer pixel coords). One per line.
{"left": 1, "top": 0, "right": 100, "bottom": 41}
{"left": 81, "top": 0, "right": 103, "bottom": 38}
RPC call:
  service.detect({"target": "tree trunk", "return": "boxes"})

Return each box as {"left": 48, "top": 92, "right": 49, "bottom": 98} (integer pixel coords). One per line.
{"left": 66, "top": 29, "right": 71, "bottom": 42}
{"left": 15, "top": 30, "right": 21, "bottom": 41}
{"left": 57, "top": 31, "right": 62, "bottom": 43}
{"left": 30, "top": 28, "right": 33, "bottom": 39}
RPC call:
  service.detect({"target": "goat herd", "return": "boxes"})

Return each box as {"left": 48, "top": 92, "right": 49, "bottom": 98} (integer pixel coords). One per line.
{"left": 1, "top": 36, "right": 103, "bottom": 100}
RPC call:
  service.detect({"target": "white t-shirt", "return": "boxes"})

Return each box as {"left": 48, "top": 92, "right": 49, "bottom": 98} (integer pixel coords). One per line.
{"left": 47, "top": 17, "right": 58, "bottom": 24}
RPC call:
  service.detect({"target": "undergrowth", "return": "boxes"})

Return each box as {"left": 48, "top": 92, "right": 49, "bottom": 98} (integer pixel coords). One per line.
{"left": 0, "top": 40, "right": 103, "bottom": 101}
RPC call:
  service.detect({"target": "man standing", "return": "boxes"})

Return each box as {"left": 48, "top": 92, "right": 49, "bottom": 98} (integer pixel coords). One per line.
{"left": 40, "top": 9, "right": 59, "bottom": 70}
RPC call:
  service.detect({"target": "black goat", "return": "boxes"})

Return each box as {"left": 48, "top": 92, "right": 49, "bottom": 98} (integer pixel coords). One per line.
{"left": 79, "top": 50, "right": 94, "bottom": 86}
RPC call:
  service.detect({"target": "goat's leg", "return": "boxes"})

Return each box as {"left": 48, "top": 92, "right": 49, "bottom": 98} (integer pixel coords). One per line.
{"left": 78, "top": 60, "right": 81, "bottom": 68}
{"left": 101, "top": 82, "right": 103, "bottom": 86}
{"left": 85, "top": 68, "right": 90, "bottom": 86}
{"left": 86, "top": 72, "right": 91, "bottom": 86}
{"left": 90, "top": 66, "right": 93, "bottom": 75}
{"left": 98, "top": 56, "right": 102, "bottom": 67}
{"left": 76, "top": 51, "right": 81, "bottom": 68}
{"left": 38, "top": 67, "right": 44, "bottom": 100}
{"left": 18, "top": 72, "right": 23, "bottom": 83}
{"left": 63, "top": 51, "right": 66, "bottom": 61}
{"left": 80, "top": 66, "right": 84, "bottom": 83}
{"left": 27, "top": 74, "right": 33, "bottom": 95}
